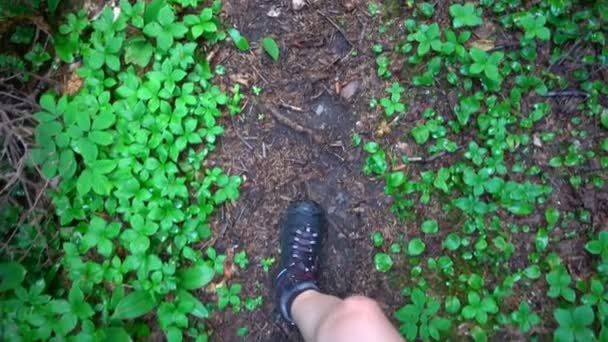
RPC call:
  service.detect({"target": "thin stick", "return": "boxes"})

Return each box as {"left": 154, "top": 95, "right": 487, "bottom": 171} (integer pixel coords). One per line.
{"left": 549, "top": 40, "right": 581, "bottom": 69}
{"left": 542, "top": 90, "right": 589, "bottom": 98}
{"left": 392, "top": 150, "right": 456, "bottom": 170}
{"left": 231, "top": 117, "right": 253, "bottom": 150}
{"left": 317, "top": 10, "right": 355, "bottom": 48}
{"left": 279, "top": 102, "right": 304, "bottom": 112}
{"left": 267, "top": 107, "right": 324, "bottom": 144}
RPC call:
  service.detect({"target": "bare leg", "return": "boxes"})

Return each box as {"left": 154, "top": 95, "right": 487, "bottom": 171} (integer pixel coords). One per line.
{"left": 291, "top": 290, "right": 404, "bottom": 342}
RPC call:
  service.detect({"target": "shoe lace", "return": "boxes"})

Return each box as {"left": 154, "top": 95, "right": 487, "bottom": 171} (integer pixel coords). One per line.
{"left": 288, "top": 224, "right": 318, "bottom": 278}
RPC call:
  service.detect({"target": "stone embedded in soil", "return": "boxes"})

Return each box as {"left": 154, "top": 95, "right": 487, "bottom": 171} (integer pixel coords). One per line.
{"left": 342, "top": 0, "right": 357, "bottom": 12}
{"left": 314, "top": 104, "right": 325, "bottom": 115}
{"left": 340, "top": 80, "right": 360, "bottom": 100}
{"left": 267, "top": 6, "right": 281, "bottom": 17}
{"left": 293, "top": 0, "right": 306, "bottom": 11}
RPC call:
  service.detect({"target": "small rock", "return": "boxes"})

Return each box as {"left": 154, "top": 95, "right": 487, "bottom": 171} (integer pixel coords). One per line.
{"left": 342, "top": 0, "right": 357, "bottom": 12}
{"left": 533, "top": 134, "right": 542, "bottom": 147}
{"left": 293, "top": 0, "right": 306, "bottom": 10}
{"left": 314, "top": 104, "right": 325, "bottom": 115}
{"left": 267, "top": 6, "right": 281, "bottom": 17}
{"left": 340, "top": 80, "right": 360, "bottom": 100}
{"left": 396, "top": 142, "right": 414, "bottom": 156}
{"left": 336, "top": 192, "right": 347, "bottom": 204}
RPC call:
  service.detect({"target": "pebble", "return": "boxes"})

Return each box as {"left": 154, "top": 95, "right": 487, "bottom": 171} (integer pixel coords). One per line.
{"left": 293, "top": 0, "right": 306, "bottom": 10}
{"left": 533, "top": 134, "right": 542, "bottom": 147}
{"left": 267, "top": 6, "right": 281, "bottom": 17}
{"left": 314, "top": 104, "right": 325, "bottom": 115}
{"left": 340, "top": 80, "right": 360, "bottom": 100}
{"left": 342, "top": 0, "right": 357, "bottom": 12}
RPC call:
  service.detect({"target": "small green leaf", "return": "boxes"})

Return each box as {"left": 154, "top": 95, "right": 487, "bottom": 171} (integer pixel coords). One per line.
{"left": 411, "top": 125, "right": 430, "bottom": 144}
{"left": 260, "top": 37, "right": 280, "bottom": 62}
{"left": 77, "top": 169, "right": 94, "bottom": 196}
{"left": 524, "top": 265, "right": 541, "bottom": 279}
{"left": 373, "top": 253, "right": 393, "bottom": 272}
{"left": 443, "top": 233, "right": 461, "bottom": 251}
{"left": 89, "top": 131, "right": 114, "bottom": 146}
{"left": 545, "top": 208, "right": 560, "bottom": 227}
{"left": 421, "top": 219, "right": 439, "bottom": 234}
{"left": 228, "top": 28, "right": 249, "bottom": 51}
{"left": 125, "top": 36, "right": 154, "bottom": 67}
{"left": 387, "top": 171, "right": 406, "bottom": 188}
{"left": 58, "top": 149, "right": 77, "bottom": 179}
{"left": 408, "top": 238, "right": 426, "bottom": 256}
{"left": 0, "top": 262, "right": 26, "bottom": 292}
{"left": 112, "top": 290, "right": 157, "bottom": 320}
{"left": 73, "top": 137, "right": 98, "bottom": 162}
{"left": 102, "top": 327, "right": 131, "bottom": 342}
{"left": 177, "top": 264, "right": 215, "bottom": 290}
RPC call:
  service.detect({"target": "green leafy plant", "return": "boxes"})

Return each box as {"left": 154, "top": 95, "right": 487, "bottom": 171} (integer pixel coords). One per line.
{"left": 395, "top": 288, "right": 451, "bottom": 341}
{"left": 371, "top": 231, "right": 384, "bottom": 247}
{"left": 408, "top": 239, "right": 426, "bottom": 256}
{"left": 228, "top": 28, "right": 250, "bottom": 51}
{"left": 374, "top": 253, "right": 393, "bottom": 272}
{"left": 363, "top": 142, "right": 387, "bottom": 176}
{"left": 252, "top": 85, "right": 262, "bottom": 96}
{"left": 553, "top": 305, "right": 595, "bottom": 341}
{"left": 468, "top": 48, "right": 503, "bottom": 83}
{"left": 4, "top": 2, "right": 245, "bottom": 340}
{"left": 511, "top": 302, "right": 540, "bottom": 333}
{"left": 236, "top": 326, "right": 249, "bottom": 337}
{"left": 379, "top": 82, "right": 406, "bottom": 117}
{"left": 461, "top": 291, "right": 498, "bottom": 324}
{"left": 586, "top": 231, "right": 608, "bottom": 261}
{"left": 234, "top": 251, "right": 249, "bottom": 269}
{"left": 363, "top": 1, "right": 608, "bottom": 341}
{"left": 184, "top": 7, "right": 219, "bottom": 39}
{"left": 517, "top": 13, "right": 551, "bottom": 42}
{"left": 546, "top": 265, "right": 576, "bottom": 302}
{"left": 244, "top": 295, "right": 263, "bottom": 311}
{"left": 217, "top": 283, "right": 242, "bottom": 312}
{"left": 143, "top": 5, "right": 188, "bottom": 51}
{"left": 409, "top": 23, "right": 441, "bottom": 56}
{"left": 449, "top": 3, "right": 482, "bottom": 28}
{"left": 260, "top": 257, "right": 275, "bottom": 272}
{"left": 421, "top": 219, "right": 439, "bottom": 234}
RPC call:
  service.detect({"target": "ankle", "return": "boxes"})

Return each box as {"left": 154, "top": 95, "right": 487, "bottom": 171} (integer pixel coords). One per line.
{"left": 275, "top": 270, "right": 319, "bottom": 323}
{"left": 291, "top": 289, "right": 320, "bottom": 310}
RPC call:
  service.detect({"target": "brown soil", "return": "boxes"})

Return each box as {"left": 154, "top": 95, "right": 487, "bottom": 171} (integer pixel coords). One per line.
{"left": 206, "top": 1, "right": 404, "bottom": 340}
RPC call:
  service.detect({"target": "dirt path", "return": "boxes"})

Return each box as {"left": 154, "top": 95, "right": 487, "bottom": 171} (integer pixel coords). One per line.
{"left": 206, "top": 1, "right": 404, "bottom": 340}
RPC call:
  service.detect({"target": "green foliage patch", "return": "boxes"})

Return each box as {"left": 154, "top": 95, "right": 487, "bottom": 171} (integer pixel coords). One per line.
{"left": 364, "top": 0, "right": 608, "bottom": 340}
{"left": 0, "top": 1, "right": 247, "bottom": 340}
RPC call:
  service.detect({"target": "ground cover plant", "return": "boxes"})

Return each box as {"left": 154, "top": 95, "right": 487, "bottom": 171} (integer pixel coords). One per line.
{"left": 1, "top": 0, "right": 607, "bottom": 340}
{"left": 0, "top": 0, "right": 247, "bottom": 340}
{"left": 363, "top": 0, "right": 607, "bottom": 340}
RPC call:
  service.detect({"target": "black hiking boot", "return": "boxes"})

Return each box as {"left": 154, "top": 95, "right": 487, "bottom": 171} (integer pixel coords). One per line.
{"left": 274, "top": 200, "right": 326, "bottom": 323}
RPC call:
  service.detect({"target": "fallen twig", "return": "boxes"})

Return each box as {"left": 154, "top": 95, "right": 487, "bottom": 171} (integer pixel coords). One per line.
{"left": 487, "top": 42, "right": 520, "bottom": 52}
{"left": 542, "top": 90, "right": 589, "bottom": 98}
{"left": 279, "top": 102, "right": 304, "bottom": 112}
{"left": 549, "top": 40, "right": 581, "bottom": 70}
{"left": 267, "top": 107, "right": 324, "bottom": 144}
{"left": 317, "top": 10, "right": 355, "bottom": 48}
{"left": 392, "top": 150, "right": 456, "bottom": 170}
{"left": 230, "top": 117, "right": 253, "bottom": 150}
